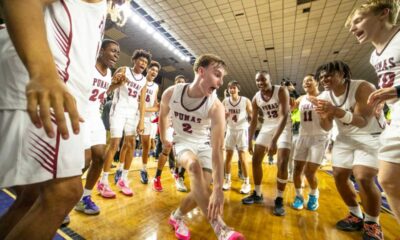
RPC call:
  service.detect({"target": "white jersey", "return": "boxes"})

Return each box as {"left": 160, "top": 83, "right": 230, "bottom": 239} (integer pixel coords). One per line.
{"left": 298, "top": 95, "right": 328, "bottom": 136}
{"left": 111, "top": 66, "right": 146, "bottom": 113}
{"left": 144, "top": 81, "right": 159, "bottom": 118}
{"left": 169, "top": 83, "right": 217, "bottom": 144}
{"left": 254, "top": 85, "right": 291, "bottom": 133}
{"left": 223, "top": 96, "right": 249, "bottom": 130}
{"left": 87, "top": 67, "right": 111, "bottom": 116}
{"left": 319, "top": 80, "right": 385, "bottom": 136}
{"left": 370, "top": 29, "right": 400, "bottom": 124}
{"left": 0, "top": 0, "right": 107, "bottom": 112}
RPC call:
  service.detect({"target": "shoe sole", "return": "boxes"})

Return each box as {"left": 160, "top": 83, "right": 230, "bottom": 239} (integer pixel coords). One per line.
{"left": 168, "top": 219, "right": 190, "bottom": 240}
{"left": 292, "top": 205, "right": 304, "bottom": 210}
{"left": 152, "top": 186, "right": 163, "bottom": 192}
{"left": 336, "top": 225, "right": 363, "bottom": 232}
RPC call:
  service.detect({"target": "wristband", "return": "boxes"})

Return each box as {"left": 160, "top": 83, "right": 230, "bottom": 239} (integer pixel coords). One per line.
{"left": 395, "top": 85, "right": 400, "bottom": 98}
{"left": 339, "top": 111, "right": 353, "bottom": 124}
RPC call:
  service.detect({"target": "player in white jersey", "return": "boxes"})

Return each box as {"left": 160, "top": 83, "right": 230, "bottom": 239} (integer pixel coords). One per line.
{"left": 0, "top": 0, "right": 112, "bottom": 238}
{"left": 242, "top": 71, "right": 292, "bottom": 217}
{"left": 347, "top": 0, "right": 400, "bottom": 227}
{"left": 98, "top": 49, "right": 150, "bottom": 198}
{"left": 152, "top": 75, "right": 188, "bottom": 192}
{"left": 138, "top": 61, "right": 160, "bottom": 184}
{"left": 310, "top": 61, "right": 385, "bottom": 240}
{"left": 73, "top": 39, "right": 121, "bottom": 215}
{"left": 222, "top": 80, "right": 252, "bottom": 194}
{"left": 160, "top": 54, "right": 244, "bottom": 240}
{"left": 291, "top": 74, "right": 329, "bottom": 211}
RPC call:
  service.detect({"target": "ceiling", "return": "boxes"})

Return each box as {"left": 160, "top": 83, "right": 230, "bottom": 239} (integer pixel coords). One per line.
{"left": 106, "top": 0, "right": 377, "bottom": 99}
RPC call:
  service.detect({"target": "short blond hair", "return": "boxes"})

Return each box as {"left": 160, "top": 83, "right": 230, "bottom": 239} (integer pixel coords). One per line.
{"left": 345, "top": 0, "right": 400, "bottom": 27}
{"left": 193, "top": 54, "right": 226, "bottom": 73}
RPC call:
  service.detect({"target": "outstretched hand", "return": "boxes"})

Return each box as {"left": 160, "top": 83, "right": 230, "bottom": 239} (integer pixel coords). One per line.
{"left": 208, "top": 188, "right": 224, "bottom": 221}
{"left": 368, "top": 87, "right": 397, "bottom": 107}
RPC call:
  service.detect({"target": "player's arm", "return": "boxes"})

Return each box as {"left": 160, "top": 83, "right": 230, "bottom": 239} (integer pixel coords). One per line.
{"left": 159, "top": 86, "right": 174, "bottom": 147}
{"left": 248, "top": 98, "right": 258, "bottom": 154}
{"left": 222, "top": 98, "right": 229, "bottom": 119}
{"left": 245, "top": 98, "right": 253, "bottom": 122}
{"left": 308, "top": 95, "right": 333, "bottom": 131}
{"left": 145, "top": 88, "right": 159, "bottom": 112}
{"left": 270, "top": 87, "right": 290, "bottom": 147}
{"left": 0, "top": 0, "right": 81, "bottom": 140}
{"left": 136, "top": 84, "right": 147, "bottom": 134}
{"left": 208, "top": 99, "right": 225, "bottom": 220}
{"left": 106, "top": 67, "right": 127, "bottom": 95}
{"left": 350, "top": 81, "right": 377, "bottom": 127}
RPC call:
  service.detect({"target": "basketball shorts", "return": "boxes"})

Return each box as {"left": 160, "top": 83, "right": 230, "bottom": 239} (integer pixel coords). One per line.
{"left": 109, "top": 109, "right": 139, "bottom": 138}
{"left": 84, "top": 113, "right": 106, "bottom": 149}
{"left": 173, "top": 141, "right": 212, "bottom": 171}
{"left": 225, "top": 128, "right": 248, "bottom": 151}
{"left": 378, "top": 123, "right": 400, "bottom": 163}
{"left": 255, "top": 125, "right": 292, "bottom": 149}
{"left": 293, "top": 135, "right": 328, "bottom": 164}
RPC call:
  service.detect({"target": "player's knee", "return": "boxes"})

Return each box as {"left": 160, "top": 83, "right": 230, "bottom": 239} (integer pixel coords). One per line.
{"left": 187, "top": 160, "right": 202, "bottom": 176}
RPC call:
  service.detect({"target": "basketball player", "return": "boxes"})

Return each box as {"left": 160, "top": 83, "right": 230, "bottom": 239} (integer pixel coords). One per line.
{"left": 98, "top": 49, "right": 151, "bottom": 198}
{"left": 152, "top": 75, "right": 188, "bottom": 192}
{"left": 222, "top": 80, "right": 252, "bottom": 194}
{"left": 138, "top": 60, "right": 160, "bottom": 184}
{"left": 74, "top": 39, "right": 121, "bottom": 215}
{"left": 242, "top": 71, "right": 292, "bottom": 217}
{"left": 291, "top": 74, "right": 329, "bottom": 211}
{"left": 310, "top": 61, "right": 385, "bottom": 239}
{"left": 0, "top": 0, "right": 109, "bottom": 238}
{"left": 160, "top": 54, "right": 243, "bottom": 240}
{"left": 347, "top": 0, "right": 400, "bottom": 226}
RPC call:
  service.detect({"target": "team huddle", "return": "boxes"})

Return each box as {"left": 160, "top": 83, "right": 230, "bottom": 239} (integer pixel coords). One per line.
{"left": 0, "top": 0, "right": 400, "bottom": 240}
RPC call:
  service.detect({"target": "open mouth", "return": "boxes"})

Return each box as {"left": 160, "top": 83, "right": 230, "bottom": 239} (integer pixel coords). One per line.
{"left": 355, "top": 31, "right": 364, "bottom": 40}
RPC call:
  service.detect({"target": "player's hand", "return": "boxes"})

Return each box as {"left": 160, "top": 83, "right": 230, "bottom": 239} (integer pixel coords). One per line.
{"left": 208, "top": 188, "right": 224, "bottom": 221}
{"left": 26, "top": 74, "right": 80, "bottom": 140}
{"left": 267, "top": 141, "right": 277, "bottom": 156}
{"left": 111, "top": 67, "right": 127, "bottom": 86}
{"left": 374, "top": 102, "right": 385, "bottom": 118}
{"left": 308, "top": 96, "right": 334, "bottom": 119}
{"left": 368, "top": 87, "right": 397, "bottom": 106}
{"left": 248, "top": 143, "right": 253, "bottom": 155}
{"left": 136, "top": 120, "right": 144, "bottom": 135}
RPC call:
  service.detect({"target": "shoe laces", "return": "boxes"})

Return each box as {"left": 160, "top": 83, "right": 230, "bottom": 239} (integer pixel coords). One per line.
{"left": 83, "top": 196, "right": 96, "bottom": 209}
{"left": 344, "top": 214, "right": 362, "bottom": 224}
{"left": 176, "top": 218, "right": 188, "bottom": 233}
{"left": 217, "top": 225, "right": 234, "bottom": 240}
{"left": 364, "top": 222, "right": 382, "bottom": 238}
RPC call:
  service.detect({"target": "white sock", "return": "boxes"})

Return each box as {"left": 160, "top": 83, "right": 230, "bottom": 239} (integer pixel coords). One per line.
{"left": 309, "top": 188, "right": 319, "bottom": 197}
{"left": 122, "top": 170, "right": 129, "bottom": 182}
{"left": 118, "top": 163, "right": 124, "bottom": 171}
{"left": 295, "top": 188, "right": 302, "bottom": 197}
{"left": 101, "top": 172, "right": 109, "bottom": 184}
{"left": 82, "top": 188, "right": 92, "bottom": 198}
{"left": 142, "top": 164, "right": 147, "bottom": 171}
{"left": 226, "top": 173, "right": 231, "bottom": 181}
{"left": 349, "top": 205, "right": 363, "bottom": 219}
{"left": 173, "top": 208, "right": 184, "bottom": 219}
{"left": 244, "top": 177, "right": 250, "bottom": 184}
{"left": 276, "top": 190, "right": 284, "bottom": 198}
{"left": 254, "top": 185, "right": 262, "bottom": 196}
{"left": 365, "top": 213, "right": 379, "bottom": 224}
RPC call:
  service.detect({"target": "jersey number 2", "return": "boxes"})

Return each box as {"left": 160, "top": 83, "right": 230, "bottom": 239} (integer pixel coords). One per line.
{"left": 182, "top": 123, "right": 193, "bottom": 134}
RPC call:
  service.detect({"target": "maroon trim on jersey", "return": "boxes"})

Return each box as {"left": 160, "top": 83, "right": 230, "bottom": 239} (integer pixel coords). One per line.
{"left": 52, "top": 0, "right": 73, "bottom": 83}
{"left": 147, "top": 82, "right": 155, "bottom": 87}
{"left": 180, "top": 84, "right": 207, "bottom": 112}
{"left": 95, "top": 65, "right": 108, "bottom": 77}
{"left": 229, "top": 96, "right": 242, "bottom": 107}
{"left": 260, "top": 86, "right": 275, "bottom": 103}
{"left": 129, "top": 68, "right": 144, "bottom": 81}
{"left": 329, "top": 79, "right": 350, "bottom": 107}
{"left": 375, "top": 28, "right": 400, "bottom": 56}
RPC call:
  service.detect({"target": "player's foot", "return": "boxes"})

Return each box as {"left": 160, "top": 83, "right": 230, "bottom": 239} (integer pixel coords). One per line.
{"left": 74, "top": 195, "right": 100, "bottom": 215}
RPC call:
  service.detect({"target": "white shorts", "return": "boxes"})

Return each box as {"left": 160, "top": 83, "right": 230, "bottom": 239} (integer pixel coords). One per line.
{"left": 109, "top": 109, "right": 139, "bottom": 138}
{"left": 143, "top": 118, "right": 157, "bottom": 139}
{"left": 225, "top": 128, "right": 248, "bottom": 151}
{"left": 378, "top": 123, "right": 400, "bottom": 163}
{"left": 255, "top": 126, "right": 292, "bottom": 149}
{"left": 173, "top": 141, "right": 212, "bottom": 171}
{"left": 0, "top": 110, "right": 84, "bottom": 188}
{"left": 332, "top": 134, "right": 380, "bottom": 169}
{"left": 293, "top": 135, "right": 329, "bottom": 164}
{"left": 84, "top": 113, "right": 106, "bottom": 149}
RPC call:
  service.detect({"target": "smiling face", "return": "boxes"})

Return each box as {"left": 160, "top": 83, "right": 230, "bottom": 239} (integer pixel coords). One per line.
{"left": 318, "top": 70, "right": 345, "bottom": 91}
{"left": 255, "top": 72, "right": 272, "bottom": 91}
{"left": 146, "top": 65, "right": 159, "bottom": 82}
{"left": 228, "top": 85, "right": 239, "bottom": 96}
{"left": 348, "top": 10, "right": 382, "bottom": 44}
{"left": 197, "top": 63, "right": 226, "bottom": 96}
{"left": 99, "top": 42, "right": 120, "bottom": 68}
{"left": 302, "top": 75, "right": 318, "bottom": 94}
